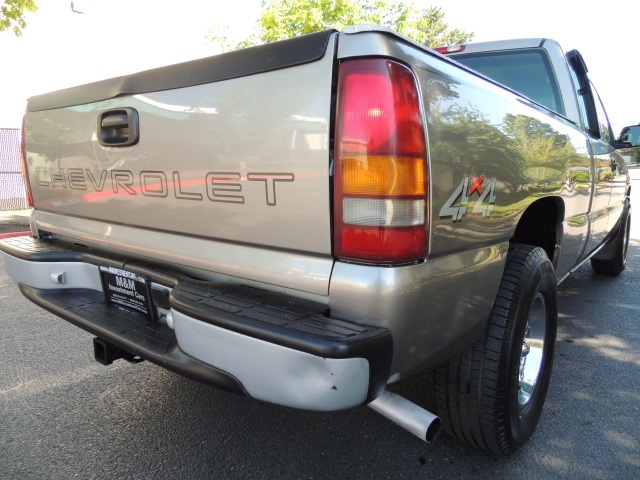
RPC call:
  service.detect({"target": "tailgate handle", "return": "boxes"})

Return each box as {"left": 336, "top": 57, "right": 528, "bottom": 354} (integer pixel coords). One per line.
{"left": 99, "top": 108, "right": 139, "bottom": 147}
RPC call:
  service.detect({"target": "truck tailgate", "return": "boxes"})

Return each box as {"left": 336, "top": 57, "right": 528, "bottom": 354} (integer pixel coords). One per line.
{"left": 24, "top": 32, "right": 336, "bottom": 259}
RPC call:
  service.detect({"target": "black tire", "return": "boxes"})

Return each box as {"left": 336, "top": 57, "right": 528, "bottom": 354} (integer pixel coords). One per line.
{"left": 591, "top": 202, "right": 631, "bottom": 276}
{"left": 434, "top": 245, "right": 558, "bottom": 455}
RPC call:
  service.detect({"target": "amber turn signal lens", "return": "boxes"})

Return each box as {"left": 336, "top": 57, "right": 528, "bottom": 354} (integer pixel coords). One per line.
{"left": 341, "top": 155, "right": 425, "bottom": 196}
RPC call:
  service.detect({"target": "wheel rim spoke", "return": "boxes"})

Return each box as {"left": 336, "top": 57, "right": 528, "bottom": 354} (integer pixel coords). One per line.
{"left": 518, "top": 292, "right": 546, "bottom": 407}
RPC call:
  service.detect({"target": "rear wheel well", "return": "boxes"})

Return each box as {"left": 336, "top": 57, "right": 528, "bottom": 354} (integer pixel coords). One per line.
{"left": 510, "top": 197, "right": 564, "bottom": 267}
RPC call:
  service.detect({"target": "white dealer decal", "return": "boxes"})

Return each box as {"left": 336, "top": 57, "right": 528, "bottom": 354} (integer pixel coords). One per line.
{"left": 439, "top": 174, "right": 497, "bottom": 222}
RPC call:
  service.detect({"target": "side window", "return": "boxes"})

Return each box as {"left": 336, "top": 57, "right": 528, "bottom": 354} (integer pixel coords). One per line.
{"left": 591, "top": 82, "right": 612, "bottom": 143}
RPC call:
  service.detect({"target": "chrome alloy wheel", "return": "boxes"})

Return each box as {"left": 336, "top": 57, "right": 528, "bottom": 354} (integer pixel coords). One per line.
{"left": 518, "top": 292, "right": 547, "bottom": 407}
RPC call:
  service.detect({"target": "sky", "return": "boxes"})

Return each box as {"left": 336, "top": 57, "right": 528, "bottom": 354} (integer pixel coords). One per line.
{"left": 1, "top": 0, "right": 638, "bottom": 134}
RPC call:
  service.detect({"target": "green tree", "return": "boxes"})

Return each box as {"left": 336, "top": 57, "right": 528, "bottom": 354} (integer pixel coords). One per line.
{"left": 0, "top": 0, "right": 37, "bottom": 36}
{"left": 210, "top": 0, "right": 473, "bottom": 51}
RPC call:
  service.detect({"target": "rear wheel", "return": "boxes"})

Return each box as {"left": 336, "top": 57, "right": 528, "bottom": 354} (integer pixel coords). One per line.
{"left": 434, "top": 245, "right": 558, "bottom": 455}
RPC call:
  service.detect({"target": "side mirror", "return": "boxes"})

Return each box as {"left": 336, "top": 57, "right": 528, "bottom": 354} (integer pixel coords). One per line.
{"left": 614, "top": 141, "right": 633, "bottom": 149}
{"left": 618, "top": 125, "right": 640, "bottom": 147}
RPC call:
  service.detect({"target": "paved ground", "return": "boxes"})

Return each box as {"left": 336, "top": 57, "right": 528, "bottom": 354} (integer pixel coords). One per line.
{"left": 1, "top": 172, "right": 639, "bottom": 479}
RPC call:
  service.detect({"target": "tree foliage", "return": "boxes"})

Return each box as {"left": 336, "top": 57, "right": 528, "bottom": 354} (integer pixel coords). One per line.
{"left": 210, "top": 0, "right": 473, "bottom": 52}
{"left": 0, "top": 0, "right": 37, "bottom": 36}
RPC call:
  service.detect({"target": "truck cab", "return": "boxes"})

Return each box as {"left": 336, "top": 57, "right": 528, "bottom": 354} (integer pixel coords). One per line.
{"left": 437, "top": 38, "right": 629, "bottom": 268}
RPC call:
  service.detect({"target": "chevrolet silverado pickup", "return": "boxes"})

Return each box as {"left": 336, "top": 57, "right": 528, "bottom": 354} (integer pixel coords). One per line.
{"left": 0, "top": 26, "right": 631, "bottom": 455}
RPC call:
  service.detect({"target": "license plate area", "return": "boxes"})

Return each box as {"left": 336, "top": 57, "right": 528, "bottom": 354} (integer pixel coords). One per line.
{"left": 99, "top": 266, "right": 157, "bottom": 321}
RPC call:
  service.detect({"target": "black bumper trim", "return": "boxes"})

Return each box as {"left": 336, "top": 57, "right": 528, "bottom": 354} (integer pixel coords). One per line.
{"left": 19, "top": 285, "right": 248, "bottom": 396}
{"left": 0, "top": 234, "right": 124, "bottom": 266}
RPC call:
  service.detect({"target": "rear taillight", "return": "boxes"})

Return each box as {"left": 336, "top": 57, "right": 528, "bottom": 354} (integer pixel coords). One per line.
{"left": 334, "top": 59, "right": 428, "bottom": 264}
{"left": 20, "top": 116, "right": 34, "bottom": 208}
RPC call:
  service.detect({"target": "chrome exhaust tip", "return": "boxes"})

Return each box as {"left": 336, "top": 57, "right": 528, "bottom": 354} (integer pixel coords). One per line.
{"left": 368, "top": 390, "right": 441, "bottom": 442}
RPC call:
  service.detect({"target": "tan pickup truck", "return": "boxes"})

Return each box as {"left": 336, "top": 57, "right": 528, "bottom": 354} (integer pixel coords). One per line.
{"left": 1, "top": 27, "right": 630, "bottom": 454}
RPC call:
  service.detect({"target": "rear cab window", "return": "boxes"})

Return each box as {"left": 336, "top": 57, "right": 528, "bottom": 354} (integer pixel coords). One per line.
{"left": 451, "top": 49, "right": 565, "bottom": 116}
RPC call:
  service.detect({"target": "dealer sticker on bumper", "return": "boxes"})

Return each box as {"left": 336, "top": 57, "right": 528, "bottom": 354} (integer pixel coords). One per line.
{"left": 99, "top": 266, "right": 156, "bottom": 321}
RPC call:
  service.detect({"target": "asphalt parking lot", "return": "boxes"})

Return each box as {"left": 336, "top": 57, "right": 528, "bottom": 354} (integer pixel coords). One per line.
{"left": 1, "top": 171, "right": 639, "bottom": 479}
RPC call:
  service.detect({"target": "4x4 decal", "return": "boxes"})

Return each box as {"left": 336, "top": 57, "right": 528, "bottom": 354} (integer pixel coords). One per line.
{"left": 439, "top": 174, "right": 497, "bottom": 222}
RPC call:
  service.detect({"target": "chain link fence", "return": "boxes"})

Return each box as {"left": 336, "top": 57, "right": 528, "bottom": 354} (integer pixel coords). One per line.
{"left": 0, "top": 128, "right": 28, "bottom": 211}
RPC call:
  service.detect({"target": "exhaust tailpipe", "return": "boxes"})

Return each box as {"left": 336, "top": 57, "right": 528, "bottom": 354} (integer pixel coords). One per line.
{"left": 368, "top": 390, "right": 441, "bottom": 442}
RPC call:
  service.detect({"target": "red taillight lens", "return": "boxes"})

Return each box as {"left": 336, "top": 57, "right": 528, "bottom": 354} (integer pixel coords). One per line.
{"left": 20, "top": 116, "right": 34, "bottom": 208}
{"left": 334, "top": 59, "right": 428, "bottom": 264}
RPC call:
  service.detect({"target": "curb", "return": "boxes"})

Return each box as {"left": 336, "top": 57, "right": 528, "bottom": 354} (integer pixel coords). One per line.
{"left": 0, "top": 210, "right": 31, "bottom": 226}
